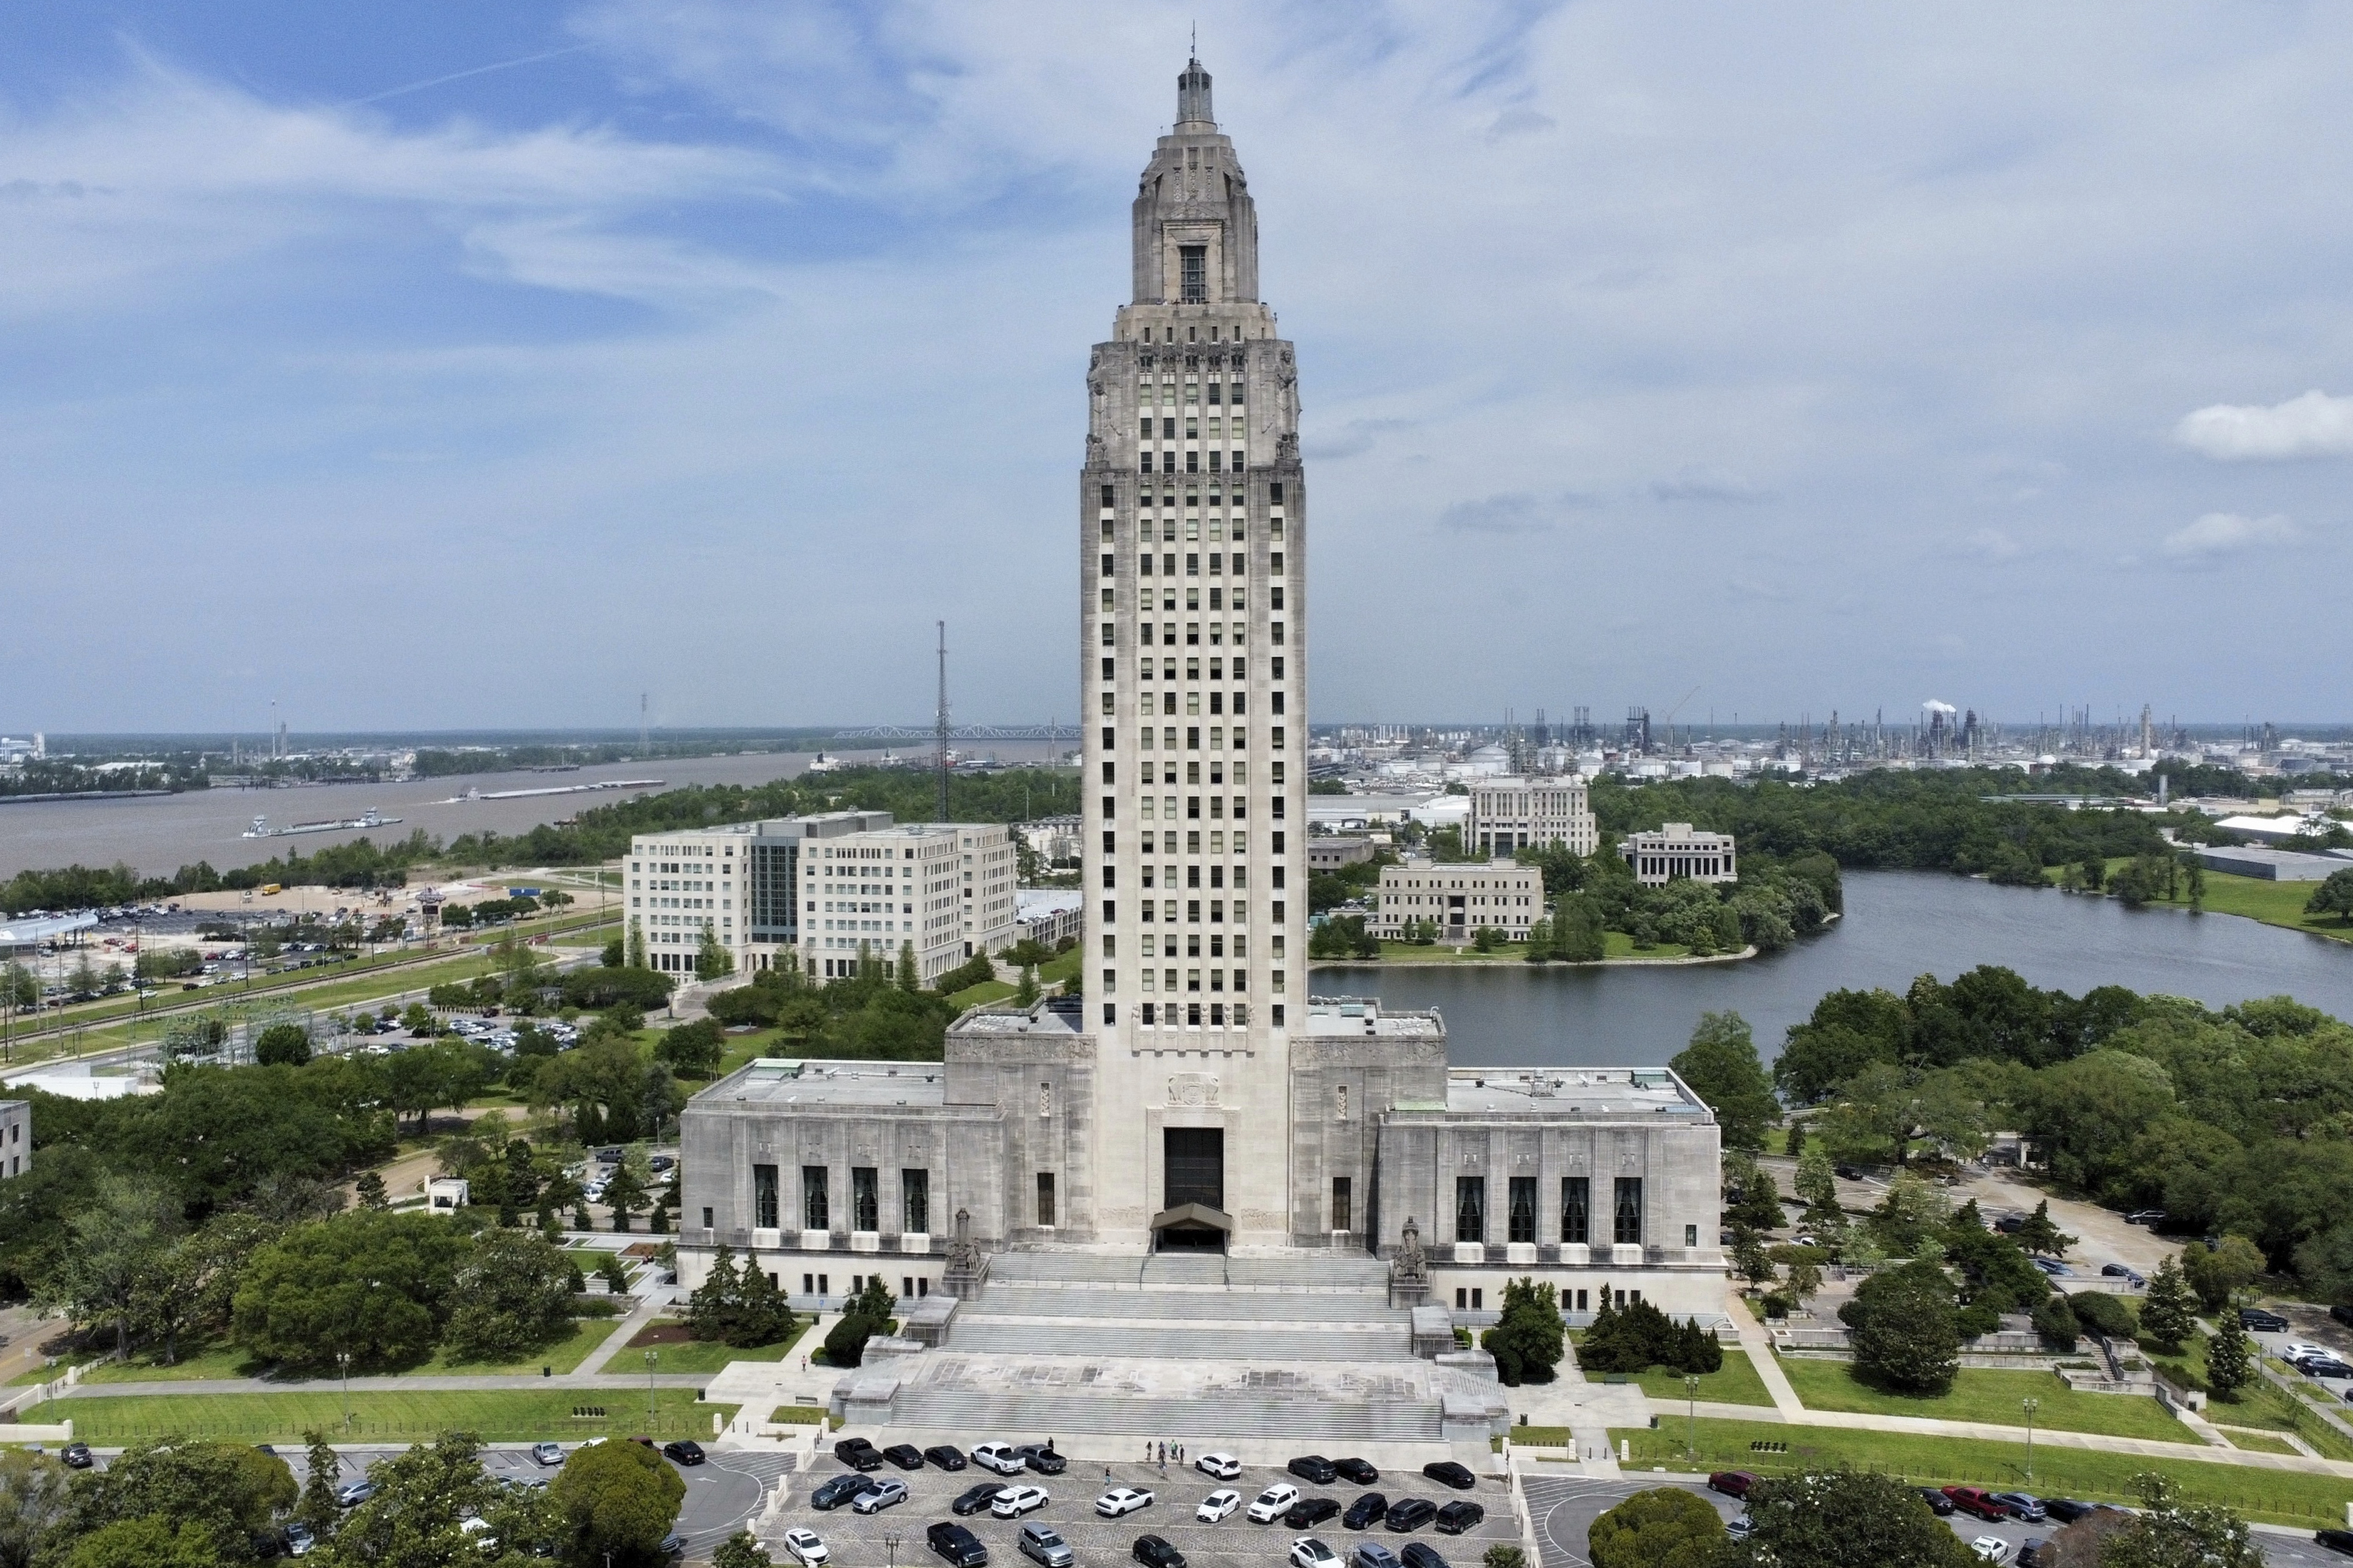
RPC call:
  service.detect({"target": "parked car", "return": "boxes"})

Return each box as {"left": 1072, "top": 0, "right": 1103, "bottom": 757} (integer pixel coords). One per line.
{"left": 1018, "top": 1444, "right": 1068, "bottom": 1475}
{"left": 2306, "top": 1359, "right": 2353, "bottom": 1379}
{"left": 926, "top": 1445, "right": 971, "bottom": 1471}
{"left": 1724, "top": 1518, "right": 1752, "bottom": 1543}
{"left": 1990, "top": 1492, "right": 2046, "bottom": 1522}
{"left": 1422, "top": 1462, "right": 1477, "bottom": 1492}
{"left": 1197, "top": 1490, "right": 1242, "bottom": 1523}
{"left": 284, "top": 1522, "right": 316, "bottom": 1558}
{"left": 661, "top": 1533, "right": 689, "bottom": 1562}
{"left": 929, "top": 1523, "right": 988, "bottom": 1568}
{"left": 1098, "top": 1488, "right": 1156, "bottom": 1518}
{"left": 1970, "top": 1538, "right": 2012, "bottom": 1564}
{"left": 1344, "top": 1494, "right": 1390, "bottom": 1530}
{"left": 1289, "top": 1456, "right": 1339, "bottom": 1485}
{"left": 1916, "top": 1489, "right": 1955, "bottom": 1516}
{"left": 335, "top": 1479, "right": 377, "bottom": 1508}
{"left": 993, "top": 1486, "right": 1051, "bottom": 1520}
{"left": 1288, "top": 1540, "right": 1340, "bottom": 1568}
{"left": 812, "top": 1475, "right": 876, "bottom": 1512}
{"left": 58, "top": 1443, "right": 91, "bottom": 1470}
{"left": 1943, "top": 1487, "right": 2012, "bottom": 1523}
{"left": 2125, "top": 1210, "right": 2166, "bottom": 1225}
{"left": 1434, "top": 1502, "right": 1484, "bottom": 1535}
{"left": 1020, "top": 1524, "right": 1075, "bottom": 1568}
{"left": 1707, "top": 1472, "right": 1759, "bottom": 1500}
{"left": 530, "top": 1443, "right": 564, "bottom": 1467}
{"left": 2242, "top": 1308, "right": 2291, "bottom": 1332}
{"left": 2017, "top": 1541, "right": 2053, "bottom": 1568}
{"left": 1355, "top": 1544, "right": 1402, "bottom": 1568}
{"left": 885, "top": 1444, "right": 927, "bottom": 1470}
{"left": 2315, "top": 1527, "right": 2353, "bottom": 1557}
{"left": 2333, "top": 1306, "right": 2353, "bottom": 1331}
{"left": 835, "top": 1437, "right": 886, "bottom": 1472}
{"left": 1196, "top": 1453, "right": 1243, "bottom": 1481}
{"left": 663, "top": 1440, "right": 706, "bottom": 1466}
{"left": 784, "top": 1530, "right": 831, "bottom": 1567}
{"left": 2100, "top": 1263, "right": 2134, "bottom": 1277}
{"left": 974, "top": 1443, "right": 1029, "bottom": 1476}
{"left": 853, "top": 1478, "right": 909, "bottom": 1515}
{"left": 1134, "top": 1537, "right": 1186, "bottom": 1568}
{"left": 1398, "top": 1544, "right": 1450, "bottom": 1568}
{"left": 953, "top": 1484, "right": 1007, "bottom": 1517}
{"left": 1385, "top": 1500, "right": 1438, "bottom": 1533}
{"left": 1335, "top": 1458, "right": 1380, "bottom": 1485}
{"left": 1286, "top": 1498, "right": 1340, "bottom": 1529}
{"left": 2030, "top": 1258, "right": 2072, "bottom": 1278}
{"left": 1248, "top": 1485, "right": 1303, "bottom": 1524}
{"left": 2042, "top": 1500, "right": 2098, "bottom": 1523}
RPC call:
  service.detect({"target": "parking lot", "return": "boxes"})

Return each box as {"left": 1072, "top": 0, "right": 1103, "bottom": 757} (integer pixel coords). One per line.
{"left": 786, "top": 1454, "right": 1522, "bottom": 1568}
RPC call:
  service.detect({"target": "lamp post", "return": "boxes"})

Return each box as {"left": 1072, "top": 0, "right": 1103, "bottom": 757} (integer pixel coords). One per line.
{"left": 886, "top": 1533, "right": 903, "bottom": 1568}
{"left": 646, "top": 1349, "right": 658, "bottom": 1428}
{"left": 338, "top": 1350, "right": 353, "bottom": 1435}
{"left": 2022, "top": 1396, "right": 2039, "bottom": 1480}
{"left": 1685, "top": 1374, "right": 1701, "bottom": 1460}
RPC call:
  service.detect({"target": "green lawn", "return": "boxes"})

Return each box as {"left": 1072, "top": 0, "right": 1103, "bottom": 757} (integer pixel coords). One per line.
{"left": 1630, "top": 1352, "right": 1777, "bottom": 1408}
{"left": 403, "top": 1319, "right": 614, "bottom": 1378}
{"left": 1779, "top": 1357, "right": 2192, "bottom": 1442}
{"left": 61, "top": 1388, "right": 735, "bottom": 1445}
{"left": 2043, "top": 863, "right": 2353, "bottom": 947}
{"left": 1038, "top": 947, "right": 1082, "bottom": 986}
{"left": 1611, "top": 1416, "right": 2353, "bottom": 1527}
{"left": 76, "top": 1339, "right": 272, "bottom": 1386}
{"left": 948, "top": 980, "right": 1016, "bottom": 1010}
{"left": 2221, "top": 1431, "right": 2301, "bottom": 1455}
{"left": 66, "top": 1319, "right": 619, "bottom": 1386}
{"left": 624, "top": 1321, "right": 812, "bottom": 1376}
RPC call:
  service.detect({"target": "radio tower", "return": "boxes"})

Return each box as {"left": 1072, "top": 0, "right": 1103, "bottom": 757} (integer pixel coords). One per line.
{"left": 934, "top": 621, "right": 951, "bottom": 823}
{"left": 639, "top": 692, "right": 648, "bottom": 759}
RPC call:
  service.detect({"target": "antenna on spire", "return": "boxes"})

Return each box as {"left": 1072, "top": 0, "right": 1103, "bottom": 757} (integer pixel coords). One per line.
{"left": 935, "top": 621, "right": 951, "bottom": 824}
{"left": 1191, "top": 20, "right": 1197, "bottom": 59}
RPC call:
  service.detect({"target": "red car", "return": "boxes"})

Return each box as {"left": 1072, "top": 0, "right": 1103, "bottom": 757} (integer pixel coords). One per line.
{"left": 1943, "top": 1486, "right": 2012, "bottom": 1522}
{"left": 1707, "top": 1472, "right": 1759, "bottom": 1499}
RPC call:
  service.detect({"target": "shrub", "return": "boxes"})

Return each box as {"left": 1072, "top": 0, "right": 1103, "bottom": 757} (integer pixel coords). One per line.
{"left": 824, "top": 1314, "right": 883, "bottom": 1368}
{"left": 2068, "top": 1290, "right": 2136, "bottom": 1341}
{"left": 1586, "top": 1487, "right": 1723, "bottom": 1568}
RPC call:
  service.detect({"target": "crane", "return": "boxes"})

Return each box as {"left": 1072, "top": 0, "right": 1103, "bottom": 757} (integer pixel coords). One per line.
{"left": 1660, "top": 686, "right": 1701, "bottom": 749}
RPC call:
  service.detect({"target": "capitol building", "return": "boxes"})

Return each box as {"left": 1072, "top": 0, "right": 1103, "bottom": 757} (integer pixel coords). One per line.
{"left": 676, "top": 59, "right": 1724, "bottom": 1455}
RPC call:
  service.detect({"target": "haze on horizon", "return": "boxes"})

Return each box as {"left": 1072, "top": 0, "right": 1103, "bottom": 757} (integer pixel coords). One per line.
{"left": 5, "top": 1, "right": 2350, "bottom": 734}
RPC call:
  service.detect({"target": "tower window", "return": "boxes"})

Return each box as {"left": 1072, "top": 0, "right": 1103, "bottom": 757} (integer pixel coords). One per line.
{"left": 1180, "top": 245, "right": 1207, "bottom": 303}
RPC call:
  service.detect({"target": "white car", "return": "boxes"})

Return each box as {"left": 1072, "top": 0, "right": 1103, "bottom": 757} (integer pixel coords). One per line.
{"left": 1248, "top": 1485, "right": 1302, "bottom": 1524}
{"left": 530, "top": 1443, "right": 564, "bottom": 1467}
{"left": 993, "top": 1485, "right": 1051, "bottom": 1518}
{"left": 1195, "top": 1453, "right": 1242, "bottom": 1481}
{"left": 2285, "top": 1341, "right": 2331, "bottom": 1364}
{"left": 974, "top": 1443, "right": 1029, "bottom": 1476}
{"left": 1197, "top": 1490, "right": 1242, "bottom": 1524}
{"left": 1291, "top": 1540, "right": 1340, "bottom": 1568}
{"left": 853, "top": 1479, "right": 909, "bottom": 1515}
{"left": 1097, "top": 1488, "right": 1155, "bottom": 1518}
{"left": 1970, "top": 1540, "right": 2011, "bottom": 1564}
{"left": 784, "top": 1530, "right": 829, "bottom": 1567}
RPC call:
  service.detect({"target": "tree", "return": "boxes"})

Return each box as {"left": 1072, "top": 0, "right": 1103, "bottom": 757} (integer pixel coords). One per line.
{"left": 2012, "top": 1200, "right": 2076, "bottom": 1258}
{"left": 1794, "top": 1141, "right": 1840, "bottom": 1217}
{"left": 354, "top": 1170, "right": 389, "bottom": 1210}
{"left": 2180, "top": 1236, "right": 2263, "bottom": 1312}
{"left": 36, "top": 1174, "right": 179, "bottom": 1357}
{"left": 253, "top": 1022, "right": 311, "bottom": 1066}
{"left": 1586, "top": 1486, "right": 1724, "bottom": 1568}
{"left": 550, "top": 1432, "right": 686, "bottom": 1567}
{"left": 1728, "top": 1170, "right": 1786, "bottom": 1230}
{"left": 2205, "top": 1321, "right": 2253, "bottom": 1398}
{"left": 2031, "top": 1294, "right": 2080, "bottom": 1350}
{"left": 0, "top": 1448, "right": 71, "bottom": 1568}
{"left": 1482, "top": 1548, "right": 1524, "bottom": 1568}
{"left": 1824, "top": 1063, "right": 1990, "bottom": 1167}
{"left": 824, "top": 1313, "right": 881, "bottom": 1367}
{"left": 695, "top": 928, "right": 735, "bottom": 982}
{"left": 231, "top": 1209, "right": 471, "bottom": 1370}
{"left": 2305, "top": 868, "right": 2353, "bottom": 926}
{"left": 686, "top": 1247, "right": 745, "bottom": 1345}
{"left": 1480, "top": 1277, "right": 1565, "bottom": 1386}
{"left": 1553, "top": 895, "right": 1608, "bottom": 962}
{"left": 653, "top": 1019, "right": 725, "bottom": 1080}
{"left": 602, "top": 936, "right": 625, "bottom": 967}
{"left": 1841, "top": 1257, "right": 1961, "bottom": 1393}
{"left": 329, "top": 1429, "right": 558, "bottom": 1567}
{"left": 58, "top": 1438, "right": 296, "bottom": 1564}
{"left": 1740, "top": 1470, "right": 1974, "bottom": 1568}
{"left": 296, "top": 1430, "right": 341, "bottom": 1540}
{"left": 1861, "top": 1171, "right": 1952, "bottom": 1257}
{"left": 2139, "top": 1255, "right": 2198, "bottom": 1352}
{"left": 2098, "top": 1473, "right": 2260, "bottom": 1568}
{"left": 626, "top": 920, "right": 647, "bottom": 969}
{"left": 1669, "top": 1012, "right": 1778, "bottom": 1152}
{"left": 1014, "top": 966, "right": 1041, "bottom": 1008}
{"left": 443, "top": 1230, "right": 579, "bottom": 1364}
{"left": 1729, "top": 1225, "right": 1776, "bottom": 1294}
{"left": 604, "top": 1163, "right": 647, "bottom": 1233}
{"left": 897, "top": 940, "right": 920, "bottom": 992}
{"left": 716, "top": 1532, "right": 777, "bottom": 1568}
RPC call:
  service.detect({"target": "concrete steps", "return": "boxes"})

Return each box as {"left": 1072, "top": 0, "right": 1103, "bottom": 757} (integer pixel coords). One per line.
{"left": 983, "top": 1250, "right": 1393, "bottom": 1292}
{"left": 886, "top": 1385, "right": 1444, "bottom": 1443}
{"left": 970, "top": 1286, "right": 1406, "bottom": 1324}
{"left": 946, "top": 1319, "right": 1415, "bottom": 1362}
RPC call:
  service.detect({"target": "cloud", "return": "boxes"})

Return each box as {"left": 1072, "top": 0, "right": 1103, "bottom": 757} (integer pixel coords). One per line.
{"left": 2173, "top": 390, "right": 2353, "bottom": 461}
{"left": 1437, "top": 492, "right": 1551, "bottom": 533}
{"left": 1301, "top": 417, "right": 1415, "bottom": 460}
{"left": 1648, "top": 467, "right": 1773, "bottom": 503}
{"left": 1960, "top": 527, "right": 2024, "bottom": 561}
{"left": 1486, "top": 106, "right": 1556, "bottom": 141}
{"left": 2159, "top": 512, "right": 2297, "bottom": 564}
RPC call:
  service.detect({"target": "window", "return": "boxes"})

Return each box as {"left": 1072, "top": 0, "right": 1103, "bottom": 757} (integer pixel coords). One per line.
{"left": 1509, "top": 1176, "right": 1536, "bottom": 1244}
{"left": 802, "top": 1166, "right": 829, "bottom": 1231}
{"left": 1561, "top": 1177, "right": 1589, "bottom": 1245}
{"left": 1613, "top": 1177, "right": 1643, "bottom": 1245}
{"left": 1037, "top": 1171, "right": 1057, "bottom": 1227}
{"left": 701, "top": 1206, "right": 714, "bottom": 1230}
{"left": 1455, "top": 1175, "right": 1486, "bottom": 1244}
{"left": 852, "top": 1167, "right": 879, "bottom": 1232}
{"left": 753, "top": 1164, "right": 779, "bottom": 1229}
{"left": 1180, "top": 244, "right": 1206, "bottom": 302}
{"left": 1331, "top": 1176, "right": 1353, "bottom": 1232}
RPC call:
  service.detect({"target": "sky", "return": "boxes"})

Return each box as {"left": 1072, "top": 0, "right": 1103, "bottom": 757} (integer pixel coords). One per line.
{"left": 6, "top": 1, "right": 2353, "bottom": 735}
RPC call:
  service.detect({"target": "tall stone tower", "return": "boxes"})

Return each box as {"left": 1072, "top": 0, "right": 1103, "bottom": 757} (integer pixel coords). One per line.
{"left": 1081, "top": 58, "right": 1308, "bottom": 1251}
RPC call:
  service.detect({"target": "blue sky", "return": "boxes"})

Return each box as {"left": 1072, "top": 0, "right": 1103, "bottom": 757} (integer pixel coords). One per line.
{"left": 6, "top": 1, "right": 2352, "bottom": 733}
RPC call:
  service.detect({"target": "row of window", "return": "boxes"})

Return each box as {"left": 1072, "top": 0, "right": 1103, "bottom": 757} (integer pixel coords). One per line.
{"left": 1133, "top": 967, "right": 1266, "bottom": 994}
{"left": 1117, "top": 618, "right": 1260, "bottom": 648}
{"left": 1118, "top": 690, "right": 1275, "bottom": 718}
{"left": 1121, "top": 655, "right": 1277, "bottom": 682}
{"left": 1453, "top": 1175, "right": 1645, "bottom": 1246}
{"left": 1107, "top": 931, "right": 1260, "bottom": 958}
{"left": 753, "top": 1164, "right": 931, "bottom": 1236}
{"left": 1136, "top": 1000, "right": 1263, "bottom": 1027}
{"left": 1142, "top": 450, "right": 1243, "bottom": 475}
{"left": 1119, "top": 550, "right": 1282, "bottom": 577}
{"left": 1122, "top": 725, "right": 1286, "bottom": 752}
{"left": 1137, "top": 380, "right": 1244, "bottom": 407}
{"left": 1124, "top": 893, "right": 1283, "bottom": 921}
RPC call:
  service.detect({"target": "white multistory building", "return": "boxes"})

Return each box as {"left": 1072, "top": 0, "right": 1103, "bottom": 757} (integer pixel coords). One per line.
{"left": 1620, "top": 823, "right": 1738, "bottom": 887}
{"left": 1464, "top": 776, "right": 1597, "bottom": 857}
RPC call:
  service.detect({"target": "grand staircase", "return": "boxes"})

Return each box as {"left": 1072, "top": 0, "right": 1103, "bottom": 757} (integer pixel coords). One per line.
{"left": 841, "top": 1248, "right": 1504, "bottom": 1463}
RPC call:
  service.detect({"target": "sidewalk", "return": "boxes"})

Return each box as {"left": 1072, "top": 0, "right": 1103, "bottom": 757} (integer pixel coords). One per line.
{"left": 1726, "top": 1292, "right": 1806, "bottom": 1419}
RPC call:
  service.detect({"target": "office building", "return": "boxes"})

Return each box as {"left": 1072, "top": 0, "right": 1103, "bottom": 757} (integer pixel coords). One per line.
{"left": 1464, "top": 777, "right": 1597, "bottom": 858}
{"left": 1620, "top": 824, "right": 1738, "bottom": 887}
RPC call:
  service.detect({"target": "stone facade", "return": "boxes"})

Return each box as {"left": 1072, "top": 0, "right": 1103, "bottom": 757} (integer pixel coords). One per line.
{"left": 1465, "top": 776, "right": 1597, "bottom": 858}
{"left": 1369, "top": 857, "right": 1546, "bottom": 943}
{"left": 1620, "top": 823, "right": 1738, "bottom": 886}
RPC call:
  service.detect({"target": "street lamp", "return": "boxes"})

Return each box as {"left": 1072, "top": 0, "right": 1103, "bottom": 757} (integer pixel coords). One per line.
{"left": 886, "top": 1533, "right": 904, "bottom": 1568}
{"left": 2021, "top": 1396, "right": 2039, "bottom": 1480}
{"left": 1685, "top": 1374, "right": 1701, "bottom": 1460}
{"left": 338, "top": 1350, "right": 353, "bottom": 1435}
{"left": 645, "top": 1349, "right": 658, "bottom": 1427}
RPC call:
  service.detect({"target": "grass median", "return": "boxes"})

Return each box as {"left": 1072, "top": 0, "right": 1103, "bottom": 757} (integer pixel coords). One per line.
{"left": 61, "top": 1388, "right": 736, "bottom": 1446}
{"left": 1778, "top": 1357, "right": 2192, "bottom": 1442}
{"left": 1630, "top": 1353, "right": 1777, "bottom": 1408}
{"left": 1610, "top": 1416, "right": 2353, "bottom": 1527}
{"left": 624, "top": 1321, "right": 813, "bottom": 1376}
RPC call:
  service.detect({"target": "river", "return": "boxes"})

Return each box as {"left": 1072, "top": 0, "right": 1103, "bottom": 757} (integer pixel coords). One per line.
{"left": 1313, "top": 870, "right": 2353, "bottom": 1068}
{"left": 0, "top": 744, "right": 1062, "bottom": 881}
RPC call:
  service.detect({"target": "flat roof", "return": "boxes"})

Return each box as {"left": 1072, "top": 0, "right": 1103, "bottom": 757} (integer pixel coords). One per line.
{"left": 696, "top": 1058, "right": 946, "bottom": 1108}
{"left": 1298, "top": 996, "right": 1445, "bottom": 1039}
{"left": 1437, "top": 1066, "right": 1712, "bottom": 1119}
{"left": 954, "top": 1004, "right": 1089, "bottom": 1037}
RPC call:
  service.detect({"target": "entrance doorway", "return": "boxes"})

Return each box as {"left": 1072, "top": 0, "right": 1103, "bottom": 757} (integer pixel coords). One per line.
{"left": 1156, "top": 1127, "right": 1228, "bottom": 1251}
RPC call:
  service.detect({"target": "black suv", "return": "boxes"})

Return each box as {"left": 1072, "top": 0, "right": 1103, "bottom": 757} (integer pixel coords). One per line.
{"left": 929, "top": 1523, "right": 989, "bottom": 1568}
{"left": 1344, "top": 1495, "right": 1389, "bottom": 1530}
{"left": 1288, "top": 1455, "right": 1339, "bottom": 1485}
{"left": 1134, "top": 1537, "right": 1186, "bottom": 1568}
{"left": 2241, "top": 1307, "right": 2290, "bottom": 1332}
{"left": 1400, "top": 1545, "right": 1451, "bottom": 1568}
{"left": 1386, "top": 1500, "right": 1438, "bottom": 1533}
{"left": 1286, "top": 1498, "right": 1340, "bottom": 1529}
{"left": 812, "top": 1475, "right": 876, "bottom": 1511}
{"left": 1434, "top": 1502, "right": 1484, "bottom": 1536}
{"left": 835, "top": 1438, "right": 886, "bottom": 1472}
{"left": 1334, "top": 1458, "right": 1379, "bottom": 1485}
{"left": 884, "top": 1445, "right": 927, "bottom": 1470}
{"left": 1422, "top": 1462, "right": 1477, "bottom": 1492}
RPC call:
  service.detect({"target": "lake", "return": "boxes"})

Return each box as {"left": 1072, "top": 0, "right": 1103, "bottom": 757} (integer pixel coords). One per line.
{"left": 1311, "top": 870, "right": 2353, "bottom": 1067}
